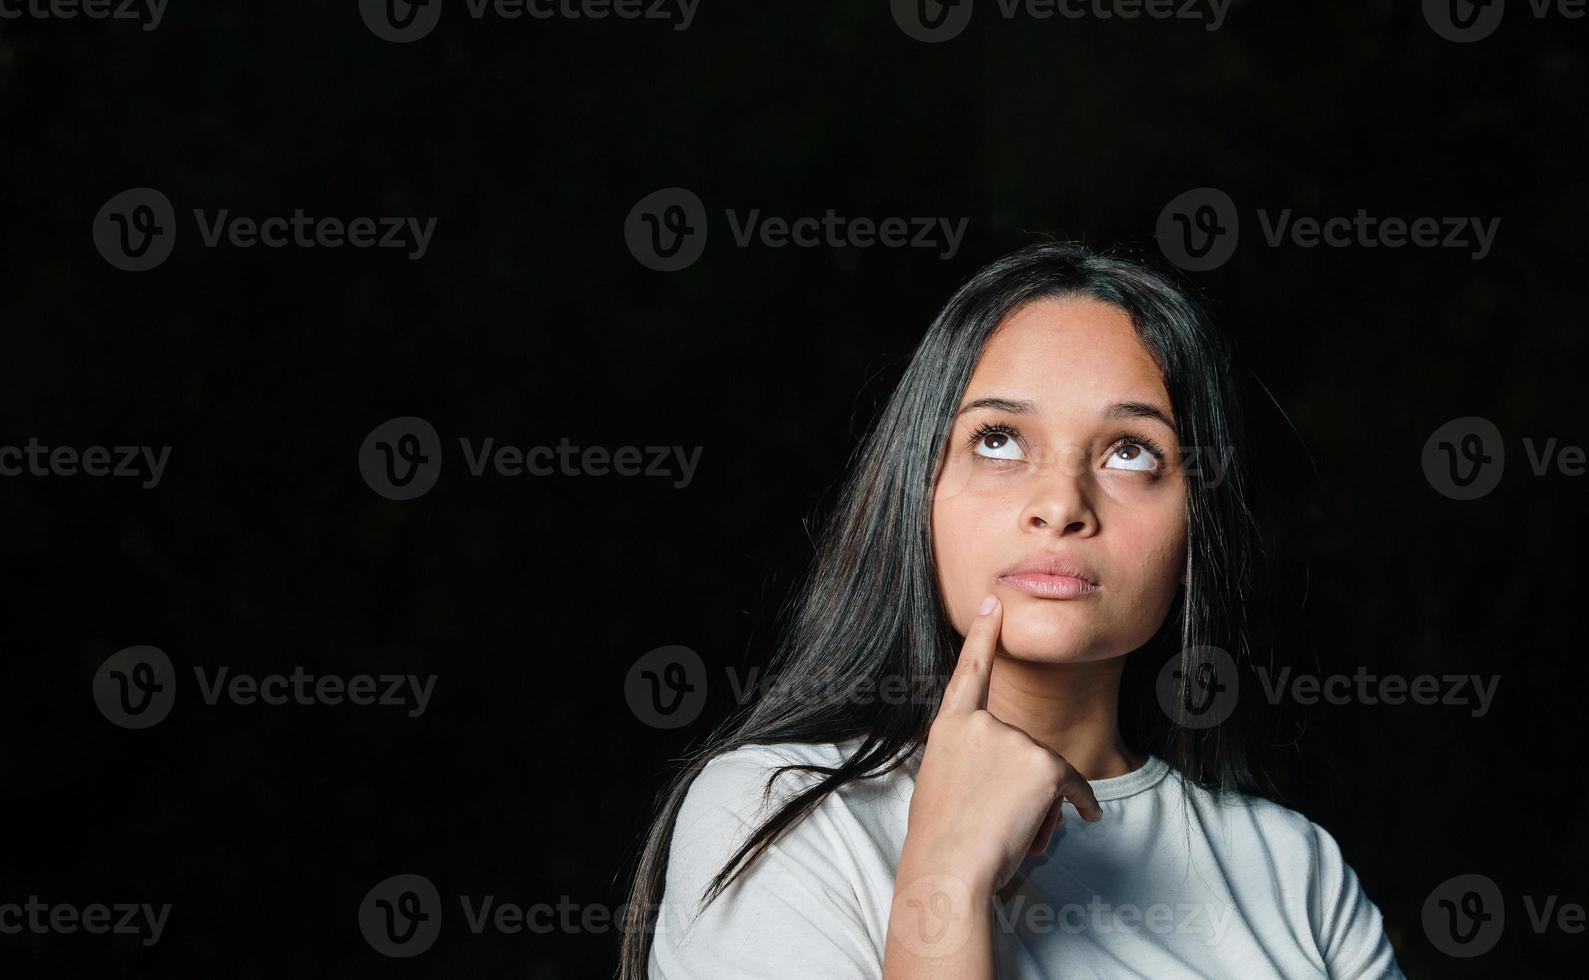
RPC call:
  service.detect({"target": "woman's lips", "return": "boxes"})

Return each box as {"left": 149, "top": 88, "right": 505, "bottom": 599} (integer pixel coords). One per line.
{"left": 997, "top": 573, "right": 1102, "bottom": 598}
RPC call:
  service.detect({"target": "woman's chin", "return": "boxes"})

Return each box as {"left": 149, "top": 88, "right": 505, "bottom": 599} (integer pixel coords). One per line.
{"left": 995, "top": 620, "right": 1108, "bottom": 664}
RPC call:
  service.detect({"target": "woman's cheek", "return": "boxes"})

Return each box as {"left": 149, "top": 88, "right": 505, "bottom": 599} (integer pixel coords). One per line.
{"left": 931, "top": 499, "right": 984, "bottom": 635}
{"left": 1099, "top": 514, "right": 1179, "bottom": 626}
{"left": 1140, "top": 543, "right": 1188, "bottom": 631}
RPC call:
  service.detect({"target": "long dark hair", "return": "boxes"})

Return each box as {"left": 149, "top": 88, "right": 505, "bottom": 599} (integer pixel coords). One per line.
{"left": 618, "top": 240, "right": 1269, "bottom": 979}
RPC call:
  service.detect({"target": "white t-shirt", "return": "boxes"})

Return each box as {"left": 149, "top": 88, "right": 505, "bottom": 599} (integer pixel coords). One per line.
{"left": 649, "top": 739, "right": 1403, "bottom": 978}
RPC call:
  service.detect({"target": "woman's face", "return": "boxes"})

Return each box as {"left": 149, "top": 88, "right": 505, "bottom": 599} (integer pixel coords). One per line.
{"left": 931, "top": 296, "right": 1188, "bottom": 664}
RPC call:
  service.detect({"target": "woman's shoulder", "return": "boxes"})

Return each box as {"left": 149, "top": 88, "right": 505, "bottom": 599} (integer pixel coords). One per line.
{"left": 1175, "top": 778, "right": 1400, "bottom": 974}
{"left": 669, "top": 740, "right": 813, "bottom": 831}
{"left": 655, "top": 740, "right": 897, "bottom": 970}
{"left": 1227, "top": 789, "right": 1351, "bottom": 857}
{"left": 661, "top": 740, "right": 877, "bottom": 930}
{"left": 684, "top": 738, "right": 850, "bottom": 804}
{"left": 679, "top": 737, "right": 896, "bottom": 823}
{"left": 673, "top": 736, "right": 922, "bottom": 854}
{"left": 697, "top": 738, "right": 857, "bottom": 775}
{"left": 1168, "top": 773, "right": 1374, "bottom": 905}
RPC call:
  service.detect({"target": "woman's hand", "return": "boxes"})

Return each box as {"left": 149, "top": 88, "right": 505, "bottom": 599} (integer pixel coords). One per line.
{"left": 884, "top": 594, "right": 1104, "bottom": 976}
{"left": 905, "top": 593, "right": 1104, "bottom": 892}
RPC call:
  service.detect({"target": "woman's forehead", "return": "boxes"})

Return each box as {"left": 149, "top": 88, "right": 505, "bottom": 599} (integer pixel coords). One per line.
{"left": 963, "top": 297, "right": 1170, "bottom": 415}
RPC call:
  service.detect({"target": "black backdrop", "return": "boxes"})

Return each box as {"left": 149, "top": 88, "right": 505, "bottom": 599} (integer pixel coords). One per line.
{"left": 3, "top": 1, "right": 1586, "bottom": 976}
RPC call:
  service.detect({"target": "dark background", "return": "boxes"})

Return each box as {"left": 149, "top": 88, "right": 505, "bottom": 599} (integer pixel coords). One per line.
{"left": 3, "top": 1, "right": 1586, "bottom": 976}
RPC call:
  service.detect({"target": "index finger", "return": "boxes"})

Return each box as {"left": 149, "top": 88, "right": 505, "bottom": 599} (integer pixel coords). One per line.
{"left": 938, "top": 593, "right": 1002, "bottom": 717}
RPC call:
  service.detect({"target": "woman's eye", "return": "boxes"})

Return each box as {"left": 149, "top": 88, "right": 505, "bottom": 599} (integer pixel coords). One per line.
{"left": 1104, "top": 442, "right": 1159, "bottom": 472}
{"left": 972, "top": 428, "right": 1025, "bottom": 461}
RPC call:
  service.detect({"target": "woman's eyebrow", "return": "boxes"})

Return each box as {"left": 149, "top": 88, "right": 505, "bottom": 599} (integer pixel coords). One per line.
{"left": 954, "top": 396, "right": 1037, "bottom": 418}
{"left": 953, "top": 397, "right": 1175, "bottom": 431}
{"left": 1104, "top": 400, "right": 1177, "bottom": 431}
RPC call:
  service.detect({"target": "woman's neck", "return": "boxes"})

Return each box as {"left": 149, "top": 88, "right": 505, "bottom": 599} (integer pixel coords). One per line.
{"left": 983, "top": 654, "right": 1142, "bottom": 779}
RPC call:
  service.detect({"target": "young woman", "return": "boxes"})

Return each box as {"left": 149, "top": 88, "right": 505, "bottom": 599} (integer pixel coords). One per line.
{"left": 619, "top": 242, "right": 1402, "bottom": 978}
